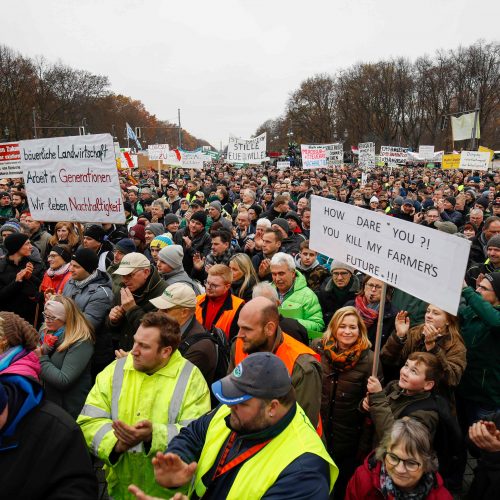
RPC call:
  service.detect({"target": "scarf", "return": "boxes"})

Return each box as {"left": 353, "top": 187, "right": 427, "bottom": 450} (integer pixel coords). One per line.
{"left": 379, "top": 461, "right": 435, "bottom": 499}
{"left": 355, "top": 294, "right": 379, "bottom": 328}
{"left": 40, "top": 326, "right": 65, "bottom": 349}
{"left": 323, "top": 336, "right": 369, "bottom": 372}
{"left": 46, "top": 262, "right": 71, "bottom": 278}
{"left": 74, "top": 269, "right": 98, "bottom": 289}
{"left": 0, "top": 345, "right": 25, "bottom": 372}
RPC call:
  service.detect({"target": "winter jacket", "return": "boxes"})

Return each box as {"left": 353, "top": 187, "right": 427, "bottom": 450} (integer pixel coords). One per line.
{"left": 469, "top": 233, "right": 488, "bottom": 266}
{"left": 40, "top": 266, "right": 72, "bottom": 295}
{"left": 465, "top": 261, "right": 500, "bottom": 287}
{"left": 39, "top": 335, "right": 94, "bottom": 419}
{"left": 317, "top": 274, "right": 360, "bottom": 325}
{"left": 174, "top": 226, "right": 212, "bottom": 275}
{"left": 457, "top": 287, "right": 500, "bottom": 406}
{"left": 277, "top": 271, "right": 325, "bottom": 338}
{"left": 0, "top": 253, "right": 45, "bottom": 325}
{"left": 105, "top": 266, "right": 168, "bottom": 351}
{"left": 77, "top": 351, "right": 210, "bottom": 500}
{"left": 440, "top": 208, "right": 464, "bottom": 227}
{"left": 294, "top": 255, "right": 330, "bottom": 292}
{"left": 345, "top": 453, "right": 452, "bottom": 500}
{"left": 0, "top": 374, "right": 97, "bottom": 499}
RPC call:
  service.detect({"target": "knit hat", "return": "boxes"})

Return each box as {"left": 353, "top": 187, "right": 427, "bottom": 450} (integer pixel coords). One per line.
{"left": 190, "top": 211, "right": 207, "bottom": 226}
{"left": 422, "top": 199, "right": 435, "bottom": 210}
{"left": 445, "top": 196, "right": 456, "bottom": 208}
{"left": 150, "top": 282, "right": 197, "bottom": 310}
{"left": 393, "top": 196, "right": 404, "bottom": 206}
{"left": 114, "top": 238, "right": 136, "bottom": 255}
{"left": 402, "top": 198, "right": 414, "bottom": 207}
{"left": 150, "top": 234, "right": 174, "bottom": 249}
{"left": 0, "top": 382, "right": 7, "bottom": 414}
{"left": 129, "top": 223, "right": 146, "bottom": 243}
{"left": 249, "top": 204, "right": 263, "bottom": 217}
{"left": 44, "top": 300, "right": 67, "bottom": 322}
{"left": 0, "top": 311, "right": 39, "bottom": 350}
{"left": 51, "top": 244, "right": 72, "bottom": 263}
{"left": 209, "top": 200, "right": 222, "bottom": 212}
{"left": 370, "top": 196, "right": 379, "bottom": 204}
{"left": 84, "top": 224, "right": 106, "bottom": 243}
{"left": 434, "top": 221, "right": 458, "bottom": 234}
{"left": 4, "top": 233, "right": 29, "bottom": 255}
{"left": 272, "top": 218, "right": 290, "bottom": 236}
{"left": 164, "top": 214, "right": 180, "bottom": 227}
{"left": 190, "top": 199, "right": 204, "bottom": 208}
{"left": 158, "top": 244, "right": 184, "bottom": 269}
{"left": 284, "top": 211, "right": 301, "bottom": 225}
{"left": 123, "top": 201, "right": 133, "bottom": 213}
{"left": 145, "top": 223, "right": 164, "bottom": 237}
{"left": 330, "top": 260, "right": 355, "bottom": 274}
{"left": 487, "top": 234, "right": 500, "bottom": 249}
{"left": 475, "top": 197, "right": 490, "bottom": 209}
{"left": 72, "top": 247, "right": 99, "bottom": 274}
{"left": 485, "top": 273, "right": 500, "bottom": 299}
{"left": 0, "top": 220, "right": 21, "bottom": 235}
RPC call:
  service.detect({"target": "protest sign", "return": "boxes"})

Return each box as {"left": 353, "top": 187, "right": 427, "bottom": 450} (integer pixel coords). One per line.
{"left": 148, "top": 144, "right": 169, "bottom": 161}
{"left": 418, "top": 145, "right": 435, "bottom": 161}
{"left": 380, "top": 146, "right": 408, "bottom": 164}
{"left": 181, "top": 151, "right": 210, "bottom": 170}
{"left": 441, "top": 154, "right": 461, "bottom": 170}
{"left": 301, "top": 144, "right": 328, "bottom": 169}
{"left": 19, "top": 134, "right": 125, "bottom": 224}
{"left": 324, "top": 143, "right": 343, "bottom": 166}
{"left": 478, "top": 145, "right": 494, "bottom": 162}
{"left": 162, "top": 150, "right": 183, "bottom": 167}
{"left": 0, "top": 142, "right": 22, "bottom": 179}
{"left": 227, "top": 133, "right": 266, "bottom": 164}
{"left": 451, "top": 112, "right": 480, "bottom": 142}
{"left": 358, "top": 142, "right": 375, "bottom": 168}
{"left": 459, "top": 151, "right": 490, "bottom": 171}
{"left": 310, "top": 196, "right": 470, "bottom": 315}
{"left": 277, "top": 160, "right": 290, "bottom": 169}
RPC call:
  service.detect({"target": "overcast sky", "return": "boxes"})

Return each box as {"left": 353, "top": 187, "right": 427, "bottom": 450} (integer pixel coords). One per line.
{"left": 3, "top": 0, "right": 499, "bottom": 148}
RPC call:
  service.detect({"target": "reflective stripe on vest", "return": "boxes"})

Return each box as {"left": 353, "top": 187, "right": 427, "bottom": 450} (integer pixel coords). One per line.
{"left": 92, "top": 422, "right": 113, "bottom": 455}
{"left": 80, "top": 404, "right": 111, "bottom": 419}
{"left": 111, "top": 356, "right": 128, "bottom": 420}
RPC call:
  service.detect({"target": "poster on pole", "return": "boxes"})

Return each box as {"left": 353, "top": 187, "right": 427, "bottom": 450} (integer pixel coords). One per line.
{"left": 162, "top": 150, "right": 183, "bottom": 167}
{"left": 0, "top": 142, "right": 22, "bottom": 179}
{"left": 459, "top": 151, "right": 490, "bottom": 171}
{"left": 441, "top": 154, "right": 461, "bottom": 170}
{"left": 301, "top": 144, "right": 328, "bottom": 169}
{"left": 310, "top": 196, "right": 470, "bottom": 315}
{"left": 418, "top": 145, "right": 435, "bottom": 161}
{"left": 277, "top": 160, "right": 290, "bottom": 169}
{"left": 148, "top": 144, "right": 169, "bottom": 161}
{"left": 181, "top": 151, "right": 210, "bottom": 170}
{"left": 358, "top": 142, "right": 375, "bottom": 168}
{"left": 227, "top": 133, "right": 266, "bottom": 164}
{"left": 324, "top": 143, "right": 343, "bottom": 166}
{"left": 380, "top": 146, "right": 409, "bottom": 165}
{"left": 19, "top": 134, "right": 125, "bottom": 223}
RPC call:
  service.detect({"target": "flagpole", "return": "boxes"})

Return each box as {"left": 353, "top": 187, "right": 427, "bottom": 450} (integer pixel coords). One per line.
{"left": 471, "top": 79, "right": 481, "bottom": 150}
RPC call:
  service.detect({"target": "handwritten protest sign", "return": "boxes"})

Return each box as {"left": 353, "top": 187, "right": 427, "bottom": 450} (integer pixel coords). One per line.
{"left": 181, "top": 151, "right": 210, "bottom": 170}
{"left": 324, "top": 143, "right": 343, "bottom": 166}
{"left": 459, "top": 151, "right": 490, "bottom": 171}
{"left": 441, "top": 154, "right": 461, "bottom": 170}
{"left": 227, "top": 133, "right": 266, "bottom": 164}
{"left": 418, "top": 145, "right": 435, "bottom": 161}
{"left": 162, "top": 150, "right": 183, "bottom": 167}
{"left": 310, "top": 196, "right": 470, "bottom": 315}
{"left": 19, "top": 134, "right": 125, "bottom": 223}
{"left": 148, "top": 144, "right": 169, "bottom": 161}
{"left": 358, "top": 142, "right": 375, "bottom": 168}
{"left": 301, "top": 144, "right": 327, "bottom": 169}
{"left": 478, "top": 145, "right": 494, "bottom": 162}
{"left": 380, "top": 146, "right": 408, "bottom": 164}
{"left": 0, "top": 142, "right": 22, "bottom": 179}
{"left": 277, "top": 160, "right": 290, "bottom": 169}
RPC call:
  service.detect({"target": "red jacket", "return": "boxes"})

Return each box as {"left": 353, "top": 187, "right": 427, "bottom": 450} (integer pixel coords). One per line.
{"left": 345, "top": 453, "right": 452, "bottom": 500}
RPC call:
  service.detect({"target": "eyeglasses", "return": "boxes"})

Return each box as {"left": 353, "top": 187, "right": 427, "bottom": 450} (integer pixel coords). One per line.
{"left": 384, "top": 452, "right": 421, "bottom": 472}
{"left": 204, "top": 280, "right": 223, "bottom": 289}
{"left": 47, "top": 254, "right": 60, "bottom": 259}
{"left": 332, "top": 271, "right": 350, "bottom": 277}
{"left": 42, "top": 312, "right": 57, "bottom": 322}
{"left": 366, "top": 283, "right": 383, "bottom": 291}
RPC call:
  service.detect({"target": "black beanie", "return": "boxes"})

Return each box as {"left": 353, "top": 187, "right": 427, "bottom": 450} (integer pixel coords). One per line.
{"left": 84, "top": 225, "right": 106, "bottom": 243}
{"left": 72, "top": 248, "right": 99, "bottom": 274}
{"left": 191, "top": 211, "right": 207, "bottom": 226}
{"left": 445, "top": 196, "right": 456, "bottom": 208}
{"left": 4, "top": 233, "right": 29, "bottom": 255}
{"left": 51, "top": 244, "right": 72, "bottom": 263}
{"left": 485, "top": 273, "right": 500, "bottom": 300}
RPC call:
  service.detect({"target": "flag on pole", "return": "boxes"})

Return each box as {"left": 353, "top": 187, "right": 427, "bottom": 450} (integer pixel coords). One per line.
{"left": 126, "top": 123, "right": 142, "bottom": 150}
{"left": 451, "top": 112, "right": 480, "bottom": 142}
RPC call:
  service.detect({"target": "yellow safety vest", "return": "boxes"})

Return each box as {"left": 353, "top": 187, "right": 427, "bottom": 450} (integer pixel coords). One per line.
{"left": 190, "top": 404, "right": 338, "bottom": 499}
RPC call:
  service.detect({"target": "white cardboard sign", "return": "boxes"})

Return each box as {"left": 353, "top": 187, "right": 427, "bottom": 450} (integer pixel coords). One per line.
{"left": 0, "top": 142, "right": 22, "bottom": 178}
{"left": 20, "top": 134, "right": 125, "bottom": 223}
{"left": 358, "top": 142, "right": 375, "bottom": 168}
{"left": 380, "top": 146, "right": 409, "bottom": 164}
{"left": 459, "top": 151, "right": 490, "bottom": 171}
{"left": 310, "top": 196, "right": 471, "bottom": 315}
{"left": 181, "top": 151, "right": 210, "bottom": 170}
{"left": 227, "top": 133, "right": 267, "bottom": 164}
{"left": 277, "top": 160, "right": 290, "bottom": 169}
{"left": 148, "top": 144, "right": 170, "bottom": 161}
{"left": 418, "top": 145, "right": 435, "bottom": 161}
{"left": 301, "top": 144, "right": 327, "bottom": 169}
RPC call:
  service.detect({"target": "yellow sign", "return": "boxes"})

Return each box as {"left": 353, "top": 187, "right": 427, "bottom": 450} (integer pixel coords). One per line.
{"left": 478, "top": 146, "right": 494, "bottom": 161}
{"left": 441, "top": 154, "right": 461, "bottom": 170}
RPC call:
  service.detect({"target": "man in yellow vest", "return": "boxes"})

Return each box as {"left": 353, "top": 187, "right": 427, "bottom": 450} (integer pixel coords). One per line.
{"left": 129, "top": 352, "right": 338, "bottom": 499}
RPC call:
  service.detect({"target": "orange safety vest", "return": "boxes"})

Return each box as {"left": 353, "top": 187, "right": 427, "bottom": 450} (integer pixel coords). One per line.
{"left": 196, "top": 293, "right": 244, "bottom": 339}
{"left": 235, "top": 332, "right": 323, "bottom": 436}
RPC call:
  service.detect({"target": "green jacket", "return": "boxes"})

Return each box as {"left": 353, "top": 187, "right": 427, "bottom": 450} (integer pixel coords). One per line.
{"left": 77, "top": 351, "right": 210, "bottom": 499}
{"left": 277, "top": 271, "right": 325, "bottom": 339}
{"left": 457, "top": 287, "right": 500, "bottom": 406}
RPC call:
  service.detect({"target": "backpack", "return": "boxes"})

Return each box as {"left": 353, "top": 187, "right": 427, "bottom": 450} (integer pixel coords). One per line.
{"left": 401, "top": 394, "right": 462, "bottom": 485}
{"left": 178, "top": 326, "right": 230, "bottom": 382}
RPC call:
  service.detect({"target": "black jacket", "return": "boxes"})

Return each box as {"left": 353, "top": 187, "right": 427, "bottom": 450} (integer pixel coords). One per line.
{"left": 174, "top": 227, "right": 212, "bottom": 275}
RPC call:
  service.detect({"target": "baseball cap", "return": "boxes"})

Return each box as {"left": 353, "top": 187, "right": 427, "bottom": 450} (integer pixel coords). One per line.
{"left": 150, "top": 283, "right": 196, "bottom": 310}
{"left": 167, "top": 183, "right": 178, "bottom": 189}
{"left": 113, "top": 252, "right": 151, "bottom": 275}
{"left": 211, "top": 352, "right": 292, "bottom": 405}
{"left": 434, "top": 221, "right": 458, "bottom": 234}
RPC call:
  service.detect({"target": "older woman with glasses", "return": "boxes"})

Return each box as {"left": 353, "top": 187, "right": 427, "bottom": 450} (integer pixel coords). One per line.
{"left": 346, "top": 418, "right": 452, "bottom": 499}
{"left": 40, "top": 244, "right": 72, "bottom": 300}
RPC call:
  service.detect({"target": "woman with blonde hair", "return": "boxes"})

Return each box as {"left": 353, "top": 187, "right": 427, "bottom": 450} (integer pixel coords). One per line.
{"left": 313, "top": 306, "right": 382, "bottom": 499}
{"left": 48, "top": 221, "right": 81, "bottom": 253}
{"left": 37, "top": 295, "right": 95, "bottom": 418}
{"left": 229, "top": 253, "right": 259, "bottom": 302}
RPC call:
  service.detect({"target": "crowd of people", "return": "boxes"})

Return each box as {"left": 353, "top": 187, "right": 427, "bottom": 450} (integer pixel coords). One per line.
{"left": 1, "top": 161, "right": 500, "bottom": 499}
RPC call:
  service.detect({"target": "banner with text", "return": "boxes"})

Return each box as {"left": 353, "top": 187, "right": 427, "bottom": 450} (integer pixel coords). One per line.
{"left": 0, "top": 142, "right": 22, "bottom": 179}
{"left": 418, "top": 145, "right": 435, "bottom": 161}
{"left": 358, "top": 142, "right": 375, "bottom": 168}
{"left": 441, "top": 154, "right": 461, "bottom": 170}
{"left": 277, "top": 160, "right": 291, "bottom": 169}
{"left": 459, "top": 151, "right": 490, "bottom": 171}
{"left": 324, "top": 143, "right": 343, "bottom": 166}
{"left": 301, "top": 144, "right": 328, "bottom": 169}
{"left": 310, "top": 196, "right": 470, "bottom": 315}
{"left": 227, "top": 133, "right": 266, "bottom": 164}
{"left": 380, "top": 146, "right": 409, "bottom": 165}
{"left": 20, "top": 134, "right": 125, "bottom": 223}
{"left": 148, "top": 144, "right": 170, "bottom": 161}
{"left": 181, "top": 151, "right": 210, "bottom": 170}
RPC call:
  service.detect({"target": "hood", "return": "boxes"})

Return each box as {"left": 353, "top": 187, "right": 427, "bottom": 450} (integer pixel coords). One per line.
{"left": 0, "top": 351, "right": 41, "bottom": 381}
{"left": 293, "top": 253, "right": 319, "bottom": 272}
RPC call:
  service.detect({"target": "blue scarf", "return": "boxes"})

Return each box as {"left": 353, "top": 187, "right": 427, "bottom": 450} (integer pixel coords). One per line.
{"left": 0, "top": 346, "right": 24, "bottom": 372}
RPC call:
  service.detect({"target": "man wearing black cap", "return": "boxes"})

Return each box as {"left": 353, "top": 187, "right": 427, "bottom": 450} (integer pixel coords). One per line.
{"left": 129, "top": 353, "right": 337, "bottom": 499}
{"left": 208, "top": 200, "right": 232, "bottom": 231}
{"left": 465, "top": 234, "right": 500, "bottom": 287}
{"left": 166, "top": 183, "right": 182, "bottom": 214}
{"left": 83, "top": 224, "right": 114, "bottom": 272}
{"left": 272, "top": 218, "right": 301, "bottom": 256}
{"left": 437, "top": 196, "right": 464, "bottom": 227}
{"left": 0, "top": 233, "right": 44, "bottom": 325}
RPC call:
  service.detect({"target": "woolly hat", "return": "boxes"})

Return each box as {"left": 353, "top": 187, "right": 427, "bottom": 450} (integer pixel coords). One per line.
{"left": 158, "top": 244, "right": 184, "bottom": 269}
{"left": 72, "top": 247, "right": 99, "bottom": 274}
{"left": 485, "top": 272, "right": 500, "bottom": 299}
{"left": 487, "top": 234, "right": 500, "bottom": 249}
{"left": 129, "top": 223, "right": 146, "bottom": 243}
{"left": 114, "top": 238, "right": 136, "bottom": 255}
{"left": 0, "top": 220, "right": 21, "bottom": 235}
{"left": 123, "top": 201, "right": 133, "bottom": 213}
{"left": 0, "top": 382, "right": 7, "bottom": 414}
{"left": 209, "top": 200, "right": 222, "bottom": 212}
{"left": 422, "top": 199, "right": 435, "bottom": 210}
{"left": 0, "top": 311, "right": 39, "bottom": 350}
{"left": 370, "top": 196, "right": 379, "bottom": 204}
{"left": 51, "top": 244, "right": 72, "bottom": 263}
{"left": 150, "top": 234, "right": 173, "bottom": 249}
{"left": 145, "top": 223, "right": 164, "bottom": 237}
{"left": 330, "top": 260, "right": 355, "bottom": 274}
{"left": 393, "top": 196, "right": 404, "bottom": 206}
{"left": 284, "top": 211, "right": 301, "bottom": 225}
{"left": 272, "top": 218, "right": 290, "bottom": 236}
{"left": 4, "top": 233, "right": 29, "bottom": 255}
{"left": 84, "top": 224, "right": 106, "bottom": 243}
{"left": 475, "top": 197, "right": 490, "bottom": 209}
{"left": 434, "top": 221, "right": 458, "bottom": 235}
{"left": 164, "top": 214, "right": 180, "bottom": 227}
{"left": 445, "top": 196, "right": 456, "bottom": 208}
{"left": 190, "top": 211, "right": 207, "bottom": 226}
{"left": 249, "top": 204, "right": 263, "bottom": 217}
